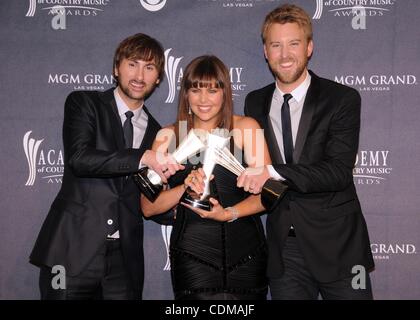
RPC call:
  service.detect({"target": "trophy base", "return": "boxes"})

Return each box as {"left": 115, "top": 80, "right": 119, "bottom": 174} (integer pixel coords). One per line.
{"left": 133, "top": 168, "right": 163, "bottom": 202}
{"left": 183, "top": 191, "right": 213, "bottom": 211}
{"left": 261, "top": 179, "right": 288, "bottom": 211}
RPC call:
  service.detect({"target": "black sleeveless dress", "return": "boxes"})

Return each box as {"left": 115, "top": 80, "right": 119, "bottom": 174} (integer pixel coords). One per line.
{"left": 168, "top": 156, "right": 268, "bottom": 300}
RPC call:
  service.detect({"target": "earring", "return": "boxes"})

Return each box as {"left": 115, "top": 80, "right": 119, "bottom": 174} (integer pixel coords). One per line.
{"left": 188, "top": 105, "right": 192, "bottom": 115}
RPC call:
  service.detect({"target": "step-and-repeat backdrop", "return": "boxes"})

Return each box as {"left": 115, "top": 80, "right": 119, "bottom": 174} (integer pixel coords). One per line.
{"left": 1, "top": 0, "right": 419, "bottom": 299}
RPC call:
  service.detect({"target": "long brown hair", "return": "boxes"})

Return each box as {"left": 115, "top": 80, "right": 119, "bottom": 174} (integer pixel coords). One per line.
{"left": 174, "top": 55, "right": 233, "bottom": 145}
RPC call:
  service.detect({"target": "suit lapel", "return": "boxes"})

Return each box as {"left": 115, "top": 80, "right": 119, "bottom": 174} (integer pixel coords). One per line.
{"left": 265, "top": 117, "right": 284, "bottom": 165}
{"left": 138, "top": 106, "right": 154, "bottom": 153}
{"left": 293, "top": 71, "right": 319, "bottom": 163}
{"left": 100, "top": 88, "right": 125, "bottom": 150}
{"left": 99, "top": 89, "right": 126, "bottom": 189}
{"left": 261, "top": 85, "right": 284, "bottom": 165}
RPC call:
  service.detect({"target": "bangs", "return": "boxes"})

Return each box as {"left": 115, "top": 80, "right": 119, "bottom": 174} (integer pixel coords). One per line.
{"left": 186, "top": 79, "right": 224, "bottom": 90}
{"left": 126, "top": 47, "right": 157, "bottom": 63}
{"left": 185, "top": 58, "right": 225, "bottom": 90}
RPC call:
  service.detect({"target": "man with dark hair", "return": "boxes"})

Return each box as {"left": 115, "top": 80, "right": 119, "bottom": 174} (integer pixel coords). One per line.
{"left": 30, "top": 33, "right": 183, "bottom": 300}
{"left": 238, "top": 5, "right": 375, "bottom": 299}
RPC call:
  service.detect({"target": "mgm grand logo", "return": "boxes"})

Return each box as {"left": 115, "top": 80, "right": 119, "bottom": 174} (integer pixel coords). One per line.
{"left": 335, "top": 74, "right": 417, "bottom": 92}
{"left": 371, "top": 243, "right": 417, "bottom": 260}
{"left": 48, "top": 73, "right": 115, "bottom": 90}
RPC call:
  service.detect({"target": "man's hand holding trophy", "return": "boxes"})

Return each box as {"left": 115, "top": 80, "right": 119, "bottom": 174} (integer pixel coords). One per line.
{"left": 213, "top": 146, "right": 288, "bottom": 211}
{"left": 136, "top": 128, "right": 288, "bottom": 214}
{"left": 134, "top": 129, "right": 206, "bottom": 202}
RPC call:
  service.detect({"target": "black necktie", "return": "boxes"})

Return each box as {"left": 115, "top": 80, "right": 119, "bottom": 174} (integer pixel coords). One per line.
{"left": 123, "top": 111, "right": 134, "bottom": 149}
{"left": 281, "top": 94, "right": 294, "bottom": 164}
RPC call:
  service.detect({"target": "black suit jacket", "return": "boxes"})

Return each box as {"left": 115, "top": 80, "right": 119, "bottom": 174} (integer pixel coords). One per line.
{"left": 30, "top": 88, "right": 161, "bottom": 298}
{"left": 245, "top": 71, "right": 374, "bottom": 282}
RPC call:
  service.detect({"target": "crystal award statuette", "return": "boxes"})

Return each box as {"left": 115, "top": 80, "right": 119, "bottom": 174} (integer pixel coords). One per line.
{"left": 182, "top": 132, "right": 230, "bottom": 211}
{"left": 213, "top": 146, "right": 288, "bottom": 211}
{"left": 134, "top": 130, "right": 205, "bottom": 202}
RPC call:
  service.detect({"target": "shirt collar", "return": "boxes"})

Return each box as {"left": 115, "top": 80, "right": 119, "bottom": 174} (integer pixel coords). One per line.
{"left": 114, "top": 87, "right": 143, "bottom": 120}
{"left": 274, "top": 70, "right": 311, "bottom": 104}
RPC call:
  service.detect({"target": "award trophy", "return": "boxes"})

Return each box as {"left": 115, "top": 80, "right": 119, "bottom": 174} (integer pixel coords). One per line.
{"left": 161, "top": 224, "right": 172, "bottom": 271}
{"left": 213, "top": 146, "right": 288, "bottom": 211}
{"left": 182, "top": 132, "right": 230, "bottom": 210}
{"left": 133, "top": 130, "right": 205, "bottom": 202}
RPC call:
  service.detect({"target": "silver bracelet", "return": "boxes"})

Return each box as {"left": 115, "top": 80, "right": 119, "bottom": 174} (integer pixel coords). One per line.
{"left": 226, "top": 206, "right": 239, "bottom": 223}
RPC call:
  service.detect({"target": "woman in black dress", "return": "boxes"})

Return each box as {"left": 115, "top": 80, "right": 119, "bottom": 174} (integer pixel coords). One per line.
{"left": 141, "top": 55, "right": 271, "bottom": 300}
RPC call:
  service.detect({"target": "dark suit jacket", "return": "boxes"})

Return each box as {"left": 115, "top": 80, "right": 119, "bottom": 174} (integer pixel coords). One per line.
{"left": 30, "top": 88, "right": 161, "bottom": 299}
{"left": 245, "top": 71, "right": 374, "bottom": 282}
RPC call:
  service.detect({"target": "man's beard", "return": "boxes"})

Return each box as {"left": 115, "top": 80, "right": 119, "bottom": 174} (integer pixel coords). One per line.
{"left": 273, "top": 57, "right": 308, "bottom": 85}
{"left": 119, "top": 80, "right": 151, "bottom": 102}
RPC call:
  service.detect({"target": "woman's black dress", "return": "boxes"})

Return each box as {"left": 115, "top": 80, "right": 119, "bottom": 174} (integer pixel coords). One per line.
{"left": 168, "top": 160, "right": 268, "bottom": 300}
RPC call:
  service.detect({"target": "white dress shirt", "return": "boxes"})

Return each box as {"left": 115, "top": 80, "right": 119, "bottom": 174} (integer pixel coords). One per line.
{"left": 109, "top": 88, "right": 149, "bottom": 239}
{"left": 114, "top": 88, "right": 148, "bottom": 149}
{"left": 267, "top": 71, "right": 311, "bottom": 180}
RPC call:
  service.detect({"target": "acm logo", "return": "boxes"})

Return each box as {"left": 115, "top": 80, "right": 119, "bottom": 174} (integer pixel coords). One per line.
{"left": 313, "top": 0, "right": 396, "bottom": 20}
{"left": 164, "top": 48, "right": 183, "bottom": 104}
{"left": 25, "top": 0, "right": 110, "bottom": 17}
{"left": 23, "top": 131, "right": 64, "bottom": 186}
{"left": 163, "top": 48, "right": 247, "bottom": 104}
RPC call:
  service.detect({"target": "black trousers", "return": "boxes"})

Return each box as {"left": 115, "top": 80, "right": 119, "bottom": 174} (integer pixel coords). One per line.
{"left": 39, "top": 239, "right": 135, "bottom": 300}
{"left": 269, "top": 236, "right": 373, "bottom": 300}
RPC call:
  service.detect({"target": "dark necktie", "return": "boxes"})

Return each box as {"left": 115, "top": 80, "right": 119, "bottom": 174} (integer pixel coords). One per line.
{"left": 281, "top": 94, "right": 294, "bottom": 164}
{"left": 123, "top": 111, "right": 134, "bottom": 149}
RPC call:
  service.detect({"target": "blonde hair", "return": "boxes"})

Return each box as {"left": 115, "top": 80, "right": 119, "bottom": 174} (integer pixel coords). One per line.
{"left": 261, "top": 4, "right": 313, "bottom": 43}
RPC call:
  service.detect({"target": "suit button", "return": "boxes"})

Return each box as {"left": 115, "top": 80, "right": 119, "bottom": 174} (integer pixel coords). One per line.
{"left": 107, "top": 219, "right": 113, "bottom": 225}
